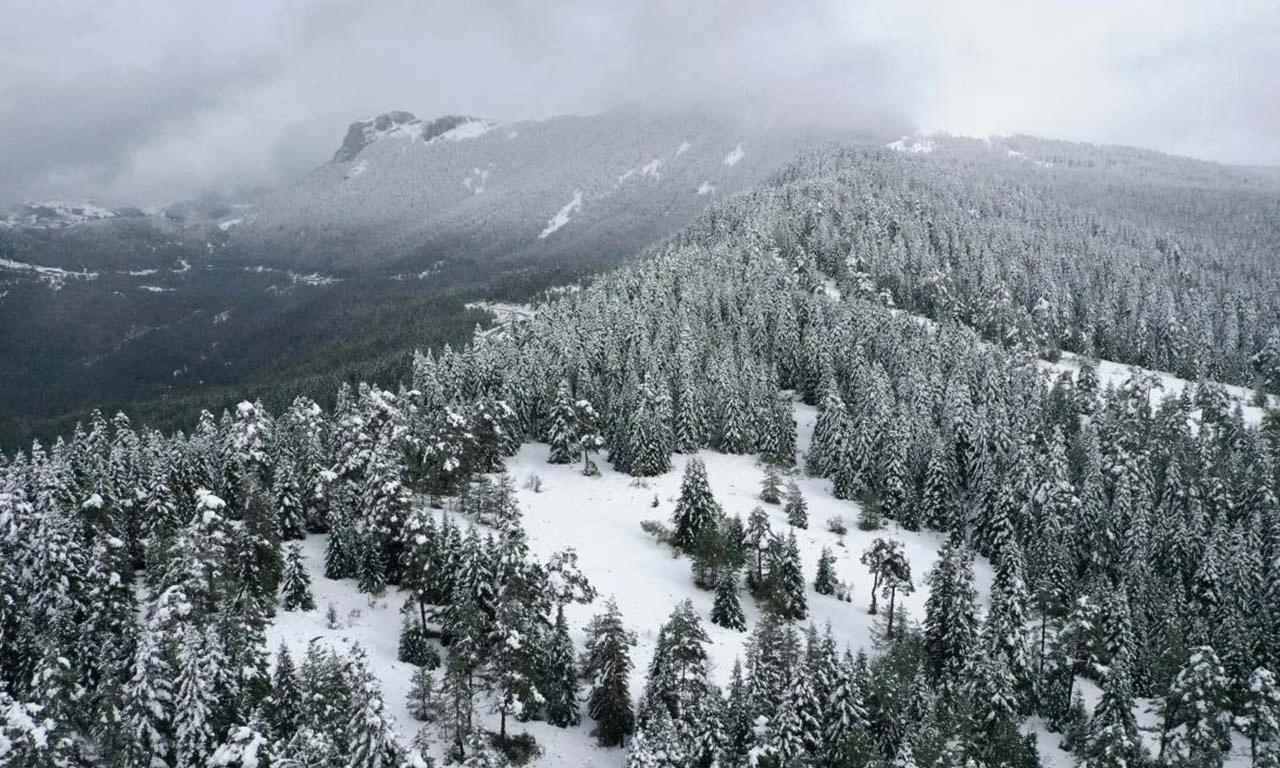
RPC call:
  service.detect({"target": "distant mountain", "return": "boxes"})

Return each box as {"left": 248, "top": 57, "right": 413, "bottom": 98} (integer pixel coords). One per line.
{"left": 231, "top": 107, "right": 853, "bottom": 270}
{"left": 0, "top": 108, "right": 863, "bottom": 448}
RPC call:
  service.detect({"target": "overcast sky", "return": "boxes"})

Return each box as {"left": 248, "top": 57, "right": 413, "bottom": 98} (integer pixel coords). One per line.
{"left": 1, "top": 0, "right": 1276, "bottom": 206}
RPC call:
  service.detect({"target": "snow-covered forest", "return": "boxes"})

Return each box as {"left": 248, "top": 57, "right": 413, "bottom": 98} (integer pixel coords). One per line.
{"left": 4, "top": 138, "right": 1280, "bottom": 768}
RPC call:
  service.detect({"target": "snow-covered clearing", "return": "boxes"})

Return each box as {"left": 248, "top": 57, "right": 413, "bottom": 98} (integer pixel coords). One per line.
{"left": 218, "top": 218, "right": 244, "bottom": 231}
{"left": 722, "top": 142, "right": 745, "bottom": 166}
{"left": 270, "top": 401, "right": 997, "bottom": 765}
{"left": 675, "top": 141, "right": 691, "bottom": 157}
{"left": 696, "top": 181, "right": 717, "bottom": 195}
{"left": 538, "top": 190, "right": 582, "bottom": 239}
{"left": 1041, "top": 351, "right": 1274, "bottom": 426}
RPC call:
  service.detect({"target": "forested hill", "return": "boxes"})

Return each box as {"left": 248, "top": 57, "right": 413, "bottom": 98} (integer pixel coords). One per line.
{"left": 3, "top": 129, "right": 1280, "bottom": 766}
{"left": 677, "top": 135, "right": 1280, "bottom": 392}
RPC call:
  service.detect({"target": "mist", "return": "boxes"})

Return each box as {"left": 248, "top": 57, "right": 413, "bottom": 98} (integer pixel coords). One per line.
{"left": 1, "top": 0, "right": 1276, "bottom": 207}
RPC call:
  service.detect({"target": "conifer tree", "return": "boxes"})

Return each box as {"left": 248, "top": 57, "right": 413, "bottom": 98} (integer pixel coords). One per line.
{"left": 280, "top": 544, "right": 315, "bottom": 611}
{"left": 583, "top": 599, "right": 636, "bottom": 747}
{"left": 814, "top": 547, "right": 838, "bottom": 596}
{"left": 544, "top": 609, "right": 581, "bottom": 727}
{"left": 1243, "top": 667, "right": 1280, "bottom": 768}
{"left": 760, "top": 466, "right": 783, "bottom": 505}
{"left": 267, "top": 644, "right": 301, "bottom": 743}
{"left": 1160, "top": 645, "right": 1233, "bottom": 768}
{"left": 784, "top": 481, "right": 808, "bottom": 529}
{"left": 712, "top": 569, "right": 747, "bottom": 632}
{"left": 768, "top": 533, "right": 808, "bottom": 622}
{"left": 923, "top": 541, "right": 979, "bottom": 695}
{"left": 547, "top": 379, "right": 579, "bottom": 465}
{"left": 671, "top": 458, "right": 721, "bottom": 552}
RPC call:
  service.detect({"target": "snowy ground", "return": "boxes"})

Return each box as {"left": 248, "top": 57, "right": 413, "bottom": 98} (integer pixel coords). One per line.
{"left": 1041, "top": 351, "right": 1274, "bottom": 426}
{"left": 268, "top": 403, "right": 999, "bottom": 765}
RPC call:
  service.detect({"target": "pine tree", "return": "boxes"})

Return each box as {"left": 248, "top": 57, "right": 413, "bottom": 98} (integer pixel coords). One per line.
{"left": 1243, "top": 668, "right": 1280, "bottom": 768}
{"left": 672, "top": 458, "right": 721, "bottom": 552}
{"left": 544, "top": 609, "right": 581, "bottom": 727}
{"left": 173, "top": 625, "right": 220, "bottom": 768}
{"left": 814, "top": 547, "right": 838, "bottom": 596}
{"left": 642, "top": 600, "right": 711, "bottom": 730}
{"left": 406, "top": 665, "right": 437, "bottom": 722}
{"left": 280, "top": 544, "right": 315, "bottom": 611}
{"left": 547, "top": 379, "right": 579, "bottom": 465}
{"left": 923, "top": 540, "right": 979, "bottom": 696}
{"left": 784, "top": 481, "right": 808, "bottom": 529}
{"left": 267, "top": 644, "right": 301, "bottom": 743}
{"left": 760, "top": 466, "right": 783, "bottom": 505}
{"left": 768, "top": 533, "right": 808, "bottom": 622}
{"left": 1160, "top": 645, "right": 1233, "bottom": 768}
{"left": 583, "top": 599, "right": 636, "bottom": 747}
{"left": 712, "top": 569, "right": 747, "bottom": 631}
{"left": 398, "top": 611, "right": 435, "bottom": 667}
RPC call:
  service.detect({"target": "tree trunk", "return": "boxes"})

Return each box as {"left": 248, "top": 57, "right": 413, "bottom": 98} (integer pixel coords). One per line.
{"left": 887, "top": 586, "right": 897, "bottom": 639}
{"left": 869, "top": 573, "right": 881, "bottom": 614}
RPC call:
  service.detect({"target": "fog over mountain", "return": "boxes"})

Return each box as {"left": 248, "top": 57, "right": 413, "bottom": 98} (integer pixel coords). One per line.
{"left": 1, "top": 0, "right": 1277, "bottom": 207}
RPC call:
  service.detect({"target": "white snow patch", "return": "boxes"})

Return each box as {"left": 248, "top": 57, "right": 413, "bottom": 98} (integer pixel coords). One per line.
{"left": 0, "top": 257, "right": 98, "bottom": 289}
{"left": 427, "top": 120, "right": 495, "bottom": 143}
{"left": 538, "top": 190, "right": 582, "bottom": 239}
{"left": 887, "top": 136, "right": 936, "bottom": 154}
{"left": 1040, "top": 352, "right": 1274, "bottom": 426}
{"left": 640, "top": 158, "right": 663, "bottom": 179}
{"left": 1006, "top": 149, "right": 1024, "bottom": 158}
{"left": 213, "top": 310, "right": 232, "bottom": 325}
{"left": 723, "top": 142, "right": 745, "bottom": 166}
{"left": 122, "top": 268, "right": 159, "bottom": 276}
{"left": 343, "top": 161, "right": 368, "bottom": 181}
{"left": 139, "top": 285, "right": 173, "bottom": 293}
{"left": 506, "top": 130, "right": 519, "bottom": 139}
{"left": 696, "top": 181, "right": 717, "bottom": 195}
{"left": 462, "top": 166, "right": 491, "bottom": 194}
{"left": 218, "top": 218, "right": 243, "bottom": 231}
{"left": 675, "top": 141, "right": 691, "bottom": 157}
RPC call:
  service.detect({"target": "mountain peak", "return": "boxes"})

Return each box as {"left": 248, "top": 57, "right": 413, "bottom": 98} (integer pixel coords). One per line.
{"left": 332, "top": 111, "right": 487, "bottom": 162}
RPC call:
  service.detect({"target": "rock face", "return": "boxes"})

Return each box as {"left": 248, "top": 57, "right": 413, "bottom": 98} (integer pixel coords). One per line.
{"left": 332, "top": 111, "right": 420, "bottom": 162}
{"left": 332, "top": 112, "right": 481, "bottom": 162}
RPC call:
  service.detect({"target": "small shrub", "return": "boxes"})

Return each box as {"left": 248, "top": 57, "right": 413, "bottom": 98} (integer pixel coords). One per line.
{"left": 583, "top": 458, "right": 601, "bottom": 477}
{"left": 856, "top": 489, "right": 882, "bottom": 531}
{"left": 629, "top": 477, "right": 651, "bottom": 489}
{"left": 650, "top": 494, "right": 660, "bottom": 508}
{"left": 492, "top": 732, "right": 541, "bottom": 765}
{"left": 826, "top": 516, "right": 848, "bottom": 536}
{"left": 325, "top": 604, "right": 341, "bottom": 629}
{"left": 523, "top": 472, "right": 543, "bottom": 493}
{"left": 640, "top": 519, "right": 672, "bottom": 545}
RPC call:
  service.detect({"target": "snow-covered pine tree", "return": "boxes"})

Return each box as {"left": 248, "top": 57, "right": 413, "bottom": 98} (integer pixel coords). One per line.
{"left": 814, "top": 547, "right": 838, "bottom": 596}
{"left": 1160, "top": 645, "right": 1233, "bottom": 768}
{"left": 923, "top": 540, "right": 979, "bottom": 697}
{"left": 712, "top": 568, "right": 747, "bottom": 631}
{"left": 546, "top": 378, "right": 579, "bottom": 465}
{"left": 671, "top": 458, "right": 721, "bottom": 552}
{"left": 280, "top": 544, "right": 315, "bottom": 611}
{"left": 760, "top": 466, "right": 783, "bottom": 505}
{"left": 543, "top": 609, "right": 580, "bottom": 727}
{"left": 784, "top": 481, "right": 808, "bottom": 529}
{"left": 583, "top": 599, "right": 636, "bottom": 747}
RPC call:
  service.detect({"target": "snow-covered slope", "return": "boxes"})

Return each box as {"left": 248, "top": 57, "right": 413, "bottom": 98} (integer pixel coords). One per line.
{"left": 231, "top": 108, "right": 857, "bottom": 270}
{"left": 267, "top": 402, "right": 997, "bottom": 766}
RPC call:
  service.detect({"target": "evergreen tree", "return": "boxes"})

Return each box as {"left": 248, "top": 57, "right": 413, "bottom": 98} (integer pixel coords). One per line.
{"left": 814, "top": 547, "right": 838, "bottom": 596}
{"left": 767, "top": 533, "right": 808, "bottom": 622}
{"left": 544, "top": 609, "right": 581, "bottom": 727}
{"left": 279, "top": 544, "right": 315, "bottom": 611}
{"left": 267, "top": 644, "right": 301, "bottom": 743}
{"left": 712, "top": 569, "right": 747, "bottom": 632}
{"left": 1160, "top": 646, "right": 1233, "bottom": 768}
{"left": 784, "top": 481, "right": 809, "bottom": 529}
{"left": 583, "top": 599, "right": 636, "bottom": 747}
{"left": 760, "top": 466, "right": 783, "bottom": 505}
{"left": 672, "top": 458, "right": 721, "bottom": 552}
{"left": 1243, "top": 667, "right": 1280, "bottom": 768}
{"left": 923, "top": 541, "right": 979, "bottom": 696}
{"left": 547, "top": 379, "right": 579, "bottom": 465}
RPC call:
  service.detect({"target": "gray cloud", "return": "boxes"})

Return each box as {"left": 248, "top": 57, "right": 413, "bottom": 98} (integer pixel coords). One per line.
{"left": 0, "top": 0, "right": 1276, "bottom": 207}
